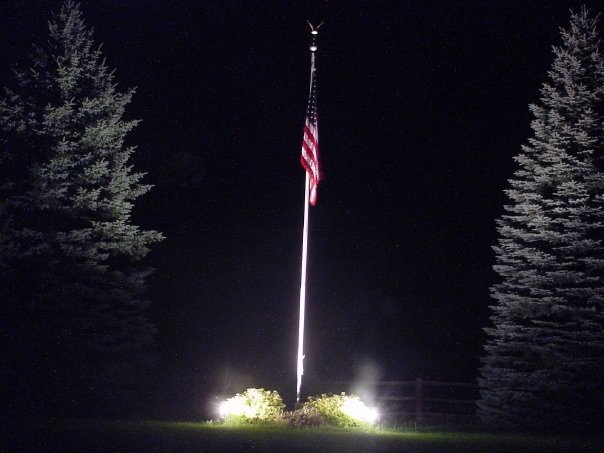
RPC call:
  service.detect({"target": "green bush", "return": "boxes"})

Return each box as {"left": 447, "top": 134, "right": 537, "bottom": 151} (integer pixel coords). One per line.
{"left": 219, "top": 388, "right": 285, "bottom": 424}
{"left": 283, "top": 405, "right": 327, "bottom": 428}
{"left": 303, "top": 393, "right": 378, "bottom": 428}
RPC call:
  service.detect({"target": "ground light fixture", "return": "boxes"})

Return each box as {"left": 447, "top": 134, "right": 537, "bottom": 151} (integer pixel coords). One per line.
{"left": 341, "top": 397, "right": 379, "bottom": 424}
{"left": 218, "top": 395, "right": 251, "bottom": 418}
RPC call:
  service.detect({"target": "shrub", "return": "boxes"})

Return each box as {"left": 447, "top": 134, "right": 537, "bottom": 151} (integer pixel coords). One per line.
{"left": 219, "top": 388, "right": 285, "bottom": 424}
{"left": 283, "top": 405, "right": 327, "bottom": 428}
{"left": 303, "top": 393, "right": 378, "bottom": 428}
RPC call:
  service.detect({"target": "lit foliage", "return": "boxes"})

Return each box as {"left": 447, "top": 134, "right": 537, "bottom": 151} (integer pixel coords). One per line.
{"left": 479, "top": 8, "right": 604, "bottom": 431}
{"left": 219, "top": 388, "right": 285, "bottom": 424}
{"left": 217, "top": 389, "right": 378, "bottom": 428}
{"left": 302, "top": 393, "right": 378, "bottom": 428}
{"left": 282, "top": 405, "right": 327, "bottom": 428}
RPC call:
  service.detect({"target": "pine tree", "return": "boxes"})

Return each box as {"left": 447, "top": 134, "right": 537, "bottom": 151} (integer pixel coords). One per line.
{"left": 0, "top": 1, "right": 163, "bottom": 415}
{"left": 479, "top": 8, "right": 604, "bottom": 431}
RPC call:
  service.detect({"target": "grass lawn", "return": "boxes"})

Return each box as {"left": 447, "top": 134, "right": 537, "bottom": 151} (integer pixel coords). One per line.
{"left": 2, "top": 418, "right": 602, "bottom": 452}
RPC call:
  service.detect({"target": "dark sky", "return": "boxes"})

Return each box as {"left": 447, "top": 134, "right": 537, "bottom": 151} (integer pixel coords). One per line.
{"left": 2, "top": 0, "right": 602, "bottom": 408}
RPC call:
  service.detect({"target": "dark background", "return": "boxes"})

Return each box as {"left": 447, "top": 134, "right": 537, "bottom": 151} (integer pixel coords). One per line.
{"left": 1, "top": 0, "right": 601, "bottom": 415}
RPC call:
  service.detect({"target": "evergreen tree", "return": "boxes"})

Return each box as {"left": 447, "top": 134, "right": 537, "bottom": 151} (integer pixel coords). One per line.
{"left": 479, "top": 8, "right": 604, "bottom": 431}
{"left": 0, "top": 1, "right": 163, "bottom": 415}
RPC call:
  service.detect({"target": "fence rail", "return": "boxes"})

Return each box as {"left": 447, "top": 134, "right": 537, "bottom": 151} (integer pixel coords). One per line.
{"left": 337, "top": 378, "right": 479, "bottom": 423}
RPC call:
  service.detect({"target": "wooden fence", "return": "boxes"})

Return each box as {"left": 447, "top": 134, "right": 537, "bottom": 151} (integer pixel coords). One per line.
{"left": 335, "top": 378, "right": 479, "bottom": 424}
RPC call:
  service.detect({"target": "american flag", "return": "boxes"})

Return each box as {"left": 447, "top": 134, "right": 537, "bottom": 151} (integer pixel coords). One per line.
{"left": 300, "top": 62, "right": 320, "bottom": 206}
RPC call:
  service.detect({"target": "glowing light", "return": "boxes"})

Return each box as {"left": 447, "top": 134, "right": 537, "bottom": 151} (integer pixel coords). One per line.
{"left": 341, "top": 398, "right": 379, "bottom": 424}
{"left": 218, "top": 395, "right": 251, "bottom": 418}
{"left": 217, "top": 388, "right": 285, "bottom": 421}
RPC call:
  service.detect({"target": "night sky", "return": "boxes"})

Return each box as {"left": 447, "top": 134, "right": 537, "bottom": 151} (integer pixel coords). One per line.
{"left": 2, "top": 0, "right": 602, "bottom": 410}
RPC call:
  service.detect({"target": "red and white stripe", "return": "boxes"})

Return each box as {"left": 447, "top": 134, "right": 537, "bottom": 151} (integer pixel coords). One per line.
{"left": 301, "top": 117, "right": 319, "bottom": 205}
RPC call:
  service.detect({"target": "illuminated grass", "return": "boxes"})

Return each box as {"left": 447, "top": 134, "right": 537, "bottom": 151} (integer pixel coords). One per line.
{"left": 2, "top": 418, "right": 602, "bottom": 452}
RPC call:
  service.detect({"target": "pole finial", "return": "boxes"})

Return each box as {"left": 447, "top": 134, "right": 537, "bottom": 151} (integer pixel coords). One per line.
{"left": 307, "top": 21, "right": 324, "bottom": 34}
{"left": 307, "top": 21, "right": 323, "bottom": 52}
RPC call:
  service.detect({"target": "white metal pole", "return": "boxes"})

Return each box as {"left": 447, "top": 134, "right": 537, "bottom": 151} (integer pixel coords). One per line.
{"left": 297, "top": 23, "right": 319, "bottom": 406}
{"left": 296, "top": 171, "right": 310, "bottom": 405}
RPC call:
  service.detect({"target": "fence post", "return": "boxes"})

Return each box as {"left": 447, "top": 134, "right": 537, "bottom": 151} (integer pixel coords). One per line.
{"left": 415, "top": 377, "right": 423, "bottom": 423}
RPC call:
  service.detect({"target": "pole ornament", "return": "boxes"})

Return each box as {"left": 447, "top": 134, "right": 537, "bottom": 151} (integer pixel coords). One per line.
{"left": 307, "top": 21, "right": 323, "bottom": 52}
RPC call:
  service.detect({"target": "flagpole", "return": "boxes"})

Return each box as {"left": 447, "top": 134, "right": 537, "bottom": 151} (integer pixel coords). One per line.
{"left": 296, "top": 23, "right": 320, "bottom": 405}
{"left": 296, "top": 171, "right": 310, "bottom": 405}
